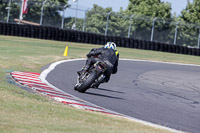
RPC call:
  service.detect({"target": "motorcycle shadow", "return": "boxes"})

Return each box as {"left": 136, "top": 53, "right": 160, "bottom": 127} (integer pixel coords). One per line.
{"left": 85, "top": 88, "right": 124, "bottom": 100}
{"left": 92, "top": 87, "right": 125, "bottom": 94}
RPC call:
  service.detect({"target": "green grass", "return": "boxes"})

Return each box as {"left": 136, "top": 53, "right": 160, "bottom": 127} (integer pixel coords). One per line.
{"left": 0, "top": 35, "right": 195, "bottom": 133}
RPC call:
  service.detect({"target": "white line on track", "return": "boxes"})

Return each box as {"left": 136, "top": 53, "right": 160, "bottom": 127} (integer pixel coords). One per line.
{"left": 46, "top": 94, "right": 85, "bottom": 103}
{"left": 33, "top": 87, "right": 74, "bottom": 97}
{"left": 122, "top": 58, "right": 200, "bottom": 67}
{"left": 32, "top": 87, "right": 63, "bottom": 93}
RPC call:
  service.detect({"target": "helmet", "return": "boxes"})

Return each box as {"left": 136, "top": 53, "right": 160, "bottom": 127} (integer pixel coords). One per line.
{"left": 104, "top": 42, "right": 117, "bottom": 50}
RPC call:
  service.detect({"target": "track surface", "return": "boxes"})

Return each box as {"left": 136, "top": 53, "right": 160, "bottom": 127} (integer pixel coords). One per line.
{"left": 44, "top": 59, "right": 200, "bottom": 133}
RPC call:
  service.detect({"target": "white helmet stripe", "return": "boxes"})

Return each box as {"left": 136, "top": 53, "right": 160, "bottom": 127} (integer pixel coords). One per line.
{"left": 104, "top": 42, "right": 116, "bottom": 50}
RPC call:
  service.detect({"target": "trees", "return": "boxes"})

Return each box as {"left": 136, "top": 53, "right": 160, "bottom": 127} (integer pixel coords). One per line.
{"left": 126, "top": 0, "right": 172, "bottom": 41}
{"left": 0, "top": 0, "right": 21, "bottom": 22}
{"left": 70, "top": 1, "right": 173, "bottom": 40}
{"left": 2, "top": 0, "right": 200, "bottom": 47}
{"left": 181, "top": 0, "right": 200, "bottom": 24}
{"left": 24, "top": 0, "right": 68, "bottom": 27}
{"left": 83, "top": 5, "right": 133, "bottom": 37}
{"left": 127, "top": 0, "right": 171, "bottom": 18}
{"left": 177, "top": 0, "right": 200, "bottom": 47}
{"left": 0, "top": 0, "right": 68, "bottom": 27}
{"left": 84, "top": 4, "right": 112, "bottom": 35}
{"left": 0, "top": 1, "right": 8, "bottom": 22}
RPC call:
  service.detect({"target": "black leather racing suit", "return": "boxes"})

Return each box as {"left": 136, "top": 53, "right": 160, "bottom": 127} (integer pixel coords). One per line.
{"left": 82, "top": 47, "right": 119, "bottom": 83}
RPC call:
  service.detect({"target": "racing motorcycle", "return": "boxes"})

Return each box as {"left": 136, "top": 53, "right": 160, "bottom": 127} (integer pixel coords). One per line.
{"left": 74, "top": 60, "right": 108, "bottom": 93}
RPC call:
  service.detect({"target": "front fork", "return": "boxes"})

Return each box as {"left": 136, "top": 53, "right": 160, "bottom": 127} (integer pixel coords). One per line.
{"left": 75, "top": 72, "right": 90, "bottom": 87}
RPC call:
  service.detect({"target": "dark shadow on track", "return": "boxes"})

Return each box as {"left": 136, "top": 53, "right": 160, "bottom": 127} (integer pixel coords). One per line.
{"left": 85, "top": 92, "right": 124, "bottom": 100}
{"left": 93, "top": 87, "right": 125, "bottom": 94}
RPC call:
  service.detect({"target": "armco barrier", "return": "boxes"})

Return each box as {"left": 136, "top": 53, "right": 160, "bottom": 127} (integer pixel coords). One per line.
{"left": 1, "top": 22, "right": 200, "bottom": 56}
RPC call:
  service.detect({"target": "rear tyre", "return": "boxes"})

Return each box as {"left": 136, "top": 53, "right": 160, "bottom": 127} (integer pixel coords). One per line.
{"left": 76, "top": 71, "right": 97, "bottom": 93}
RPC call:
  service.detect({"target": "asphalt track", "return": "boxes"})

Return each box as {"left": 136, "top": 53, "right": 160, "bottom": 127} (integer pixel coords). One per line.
{"left": 43, "top": 59, "right": 200, "bottom": 133}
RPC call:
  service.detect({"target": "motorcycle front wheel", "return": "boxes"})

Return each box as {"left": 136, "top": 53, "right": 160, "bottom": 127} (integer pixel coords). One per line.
{"left": 76, "top": 71, "right": 97, "bottom": 93}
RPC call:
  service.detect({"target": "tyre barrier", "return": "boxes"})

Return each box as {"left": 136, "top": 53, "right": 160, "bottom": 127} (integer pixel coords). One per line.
{"left": 1, "top": 22, "right": 200, "bottom": 56}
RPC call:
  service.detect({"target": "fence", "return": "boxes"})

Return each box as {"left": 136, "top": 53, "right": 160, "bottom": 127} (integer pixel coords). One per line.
{"left": 1, "top": 22, "right": 200, "bottom": 56}
{"left": 1, "top": 0, "right": 200, "bottom": 48}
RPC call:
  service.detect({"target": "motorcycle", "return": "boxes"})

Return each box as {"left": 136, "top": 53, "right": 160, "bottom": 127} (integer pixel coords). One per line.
{"left": 74, "top": 60, "right": 108, "bottom": 93}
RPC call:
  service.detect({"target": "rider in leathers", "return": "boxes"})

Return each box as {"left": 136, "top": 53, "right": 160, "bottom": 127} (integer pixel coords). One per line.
{"left": 78, "top": 42, "right": 119, "bottom": 87}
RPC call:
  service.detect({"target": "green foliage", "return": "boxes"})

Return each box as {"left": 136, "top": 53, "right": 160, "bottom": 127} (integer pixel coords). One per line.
{"left": 0, "top": 1, "right": 20, "bottom": 22}
{"left": 180, "top": 0, "right": 200, "bottom": 24}
{"left": 85, "top": 5, "right": 111, "bottom": 34}
{"left": 80, "top": 5, "right": 130, "bottom": 37}
{"left": 0, "top": 1, "right": 8, "bottom": 21}
{"left": 108, "top": 9, "right": 130, "bottom": 37}
{"left": 127, "top": 0, "right": 171, "bottom": 18}
{"left": 24, "top": 0, "right": 68, "bottom": 25}
{"left": 0, "top": 0, "right": 68, "bottom": 25}
{"left": 63, "top": 1, "right": 173, "bottom": 40}
{"left": 64, "top": 17, "right": 84, "bottom": 31}
{"left": 2, "top": 0, "right": 200, "bottom": 47}
{"left": 178, "top": 0, "right": 200, "bottom": 47}
{"left": 126, "top": 0, "right": 172, "bottom": 40}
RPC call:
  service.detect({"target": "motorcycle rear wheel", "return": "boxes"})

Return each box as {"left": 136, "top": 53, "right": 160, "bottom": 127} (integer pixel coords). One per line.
{"left": 76, "top": 71, "right": 97, "bottom": 93}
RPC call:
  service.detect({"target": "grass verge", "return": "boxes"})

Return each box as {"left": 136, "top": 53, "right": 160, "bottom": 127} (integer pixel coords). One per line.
{"left": 0, "top": 35, "right": 195, "bottom": 133}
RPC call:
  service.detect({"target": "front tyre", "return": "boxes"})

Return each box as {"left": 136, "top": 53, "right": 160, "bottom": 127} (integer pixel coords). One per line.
{"left": 76, "top": 71, "right": 97, "bottom": 93}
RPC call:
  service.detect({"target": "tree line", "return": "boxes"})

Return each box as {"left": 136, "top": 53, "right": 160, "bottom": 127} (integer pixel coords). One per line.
{"left": 66, "top": 0, "right": 200, "bottom": 47}
{"left": 1, "top": 0, "right": 200, "bottom": 47}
